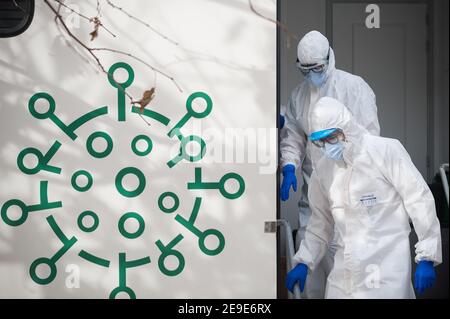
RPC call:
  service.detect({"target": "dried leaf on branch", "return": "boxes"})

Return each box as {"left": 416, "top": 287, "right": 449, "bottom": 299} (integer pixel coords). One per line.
{"left": 89, "top": 17, "right": 101, "bottom": 41}
{"left": 133, "top": 88, "right": 156, "bottom": 113}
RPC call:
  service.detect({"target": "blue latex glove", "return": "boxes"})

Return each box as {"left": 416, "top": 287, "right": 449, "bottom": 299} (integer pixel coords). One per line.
{"left": 286, "top": 263, "right": 308, "bottom": 293}
{"left": 414, "top": 260, "right": 436, "bottom": 295}
{"left": 280, "top": 164, "right": 297, "bottom": 201}
{"left": 279, "top": 114, "right": 285, "bottom": 129}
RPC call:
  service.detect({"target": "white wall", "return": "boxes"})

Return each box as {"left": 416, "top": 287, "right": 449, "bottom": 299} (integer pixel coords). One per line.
{"left": 0, "top": 0, "right": 277, "bottom": 298}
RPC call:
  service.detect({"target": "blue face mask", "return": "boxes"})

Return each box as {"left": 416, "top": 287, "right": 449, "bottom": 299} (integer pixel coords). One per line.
{"left": 306, "top": 70, "right": 327, "bottom": 87}
{"left": 323, "top": 141, "right": 344, "bottom": 161}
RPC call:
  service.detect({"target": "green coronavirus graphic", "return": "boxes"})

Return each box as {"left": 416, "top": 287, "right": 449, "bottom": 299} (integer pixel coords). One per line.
{"left": 1, "top": 62, "right": 246, "bottom": 299}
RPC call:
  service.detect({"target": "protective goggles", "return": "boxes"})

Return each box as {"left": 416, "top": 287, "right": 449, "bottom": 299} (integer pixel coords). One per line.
{"left": 296, "top": 49, "right": 330, "bottom": 75}
{"left": 296, "top": 62, "right": 327, "bottom": 75}
{"left": 310, "top": 128, "right": 345, "bottom": 148}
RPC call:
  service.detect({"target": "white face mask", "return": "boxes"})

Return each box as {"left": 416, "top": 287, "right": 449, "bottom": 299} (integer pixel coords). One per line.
{"left": 323, "top": 141, "right": 344, "bottom": 161}
{"left": 305, "top": 70, "right": 327, "bottom": 87}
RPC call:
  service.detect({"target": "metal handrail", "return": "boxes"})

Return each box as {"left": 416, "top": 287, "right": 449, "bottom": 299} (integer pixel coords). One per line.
{"left": 277, "top": 219, "right": 301, "bottom": 299}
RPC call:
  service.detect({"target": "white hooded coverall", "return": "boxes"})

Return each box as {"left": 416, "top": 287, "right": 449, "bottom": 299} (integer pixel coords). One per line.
{"left": 280, "top": 30, "right": 380, "bottom": 298}
{"left": 293, "top": 97, "right": 442, "bottom": 298}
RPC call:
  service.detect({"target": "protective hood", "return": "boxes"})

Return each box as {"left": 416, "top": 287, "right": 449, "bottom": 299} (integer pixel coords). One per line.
{"left": 297, "top": 30, "right": 336, "bottom": 84}
{"left": 309, "top": 97, "right": 367, "bottom": 146}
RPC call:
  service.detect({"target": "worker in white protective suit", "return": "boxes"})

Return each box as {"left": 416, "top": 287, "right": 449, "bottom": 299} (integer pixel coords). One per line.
{"left": 286, "top": 97, "right": 442, "bottom": 298}
{"left": 280, "top": 30, "right": 380, "bottom": 298}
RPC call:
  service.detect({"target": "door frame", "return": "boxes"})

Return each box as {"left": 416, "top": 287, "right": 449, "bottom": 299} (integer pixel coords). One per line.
{"left": 276, "top": 0, "right": 281, "bottom": 299}
{"left": 326, "top": 0, "right": 434, "bottom": 181}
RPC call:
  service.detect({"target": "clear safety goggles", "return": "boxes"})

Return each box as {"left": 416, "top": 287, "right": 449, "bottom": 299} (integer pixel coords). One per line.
{"left": 311, "top": 129, "right": 346, "bottom": 148}
{"left": 296, "top": 49, "right": 330, "bottom": 75}
{"left": 296, "top": 62, "right": 328, "bottom": 75}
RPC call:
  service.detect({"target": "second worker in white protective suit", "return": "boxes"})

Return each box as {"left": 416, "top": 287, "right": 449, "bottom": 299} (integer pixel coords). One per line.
{"left": 286, "top": 97, "right": 442, "bottom": 298}
{"left": 280, "top": 30, "right": 380, "bottom": 298}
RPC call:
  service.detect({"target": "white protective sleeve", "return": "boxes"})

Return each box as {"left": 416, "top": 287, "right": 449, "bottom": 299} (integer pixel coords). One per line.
{"left": 279, "top": 90, "right": 307, "bottom": 169}
{"left": 348, "top": 77, "right": 380, "bottom": 136}
{"left": 292, "top": 170, "right": 335, "bottom": 270}
{"left": 383, "top": 140, "right": 442, "bottom": 265}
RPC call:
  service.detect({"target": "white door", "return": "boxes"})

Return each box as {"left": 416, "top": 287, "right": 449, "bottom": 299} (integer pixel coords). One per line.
{"left": 332, "top": 2, "right": 429, "bottom": 179}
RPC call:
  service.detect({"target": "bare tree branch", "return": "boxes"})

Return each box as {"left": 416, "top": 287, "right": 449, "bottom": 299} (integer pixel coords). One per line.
{"left": 55, "top": 17, "right": 93, "bottom": 66}
{"left": 105, "top": 0, "right": 179, "bottom": 46}
{"left": 54, "top": 0, "right": 62, "bottom": 23}
{"left": 52, "top": 0, "right": 116, "bottom": 38}
{"left": 43, "top": 0, "right": 183, "bottom": 96}
{"left": 96, "top": 0, "right": 102, "bottom": 17}
{"left": 44, "top": 0, "right": 107, "bottom": 72}
{"left": 43, "top": 0, "right": 185, "bottom": 129}
{"left": 91, "top": 47, "right": 183, "bottom": 92}
{"left": 248, "top": 0, "right": 298, "bottom": 47}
